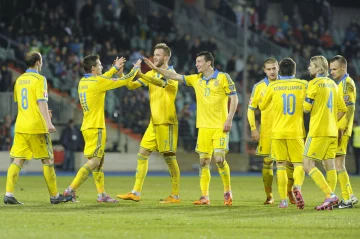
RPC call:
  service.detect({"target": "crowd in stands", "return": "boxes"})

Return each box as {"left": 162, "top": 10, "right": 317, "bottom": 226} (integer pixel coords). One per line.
{"left": 0, "top": 0, "right": 359, "bottom": 153}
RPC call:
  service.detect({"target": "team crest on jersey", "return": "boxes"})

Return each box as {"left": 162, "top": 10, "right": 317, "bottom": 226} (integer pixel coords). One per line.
{"left": 43, "top": 92, "right": 48, "bottom": 98}
{"left": 214, "top": 80, "right": 219, "bottom": 86}
{"left": 249, "top": 98, "right": 252, "bottom": 104}
{"left": 344, "top": 95, "right": 350, "bottom": 102}
{"left": 228, "top": 85, "right": 235, "bottom": 91}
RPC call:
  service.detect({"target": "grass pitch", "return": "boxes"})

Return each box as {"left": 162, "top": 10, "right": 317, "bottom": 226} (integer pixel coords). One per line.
{"left": 0, "top": 175, "right": 359, "bottom": 238}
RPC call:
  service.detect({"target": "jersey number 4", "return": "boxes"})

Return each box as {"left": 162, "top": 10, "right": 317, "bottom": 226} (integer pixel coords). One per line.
{"left": 327, "top": 91, "right": 333, "bottom": 113}
{"left": 281, "top": 93, "right": 295, "bottom": 115}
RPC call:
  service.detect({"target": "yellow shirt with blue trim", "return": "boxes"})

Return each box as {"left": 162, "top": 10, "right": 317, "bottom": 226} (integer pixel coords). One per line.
{"left": 183, "top": 70, "right": 236, "bottom": 129}
{"left": 248, "top": 77, "right": 273, "bottom": 138}
{"left": 259, "top": 76, "right": 307, "bottom": 139}
{"left": 136, "top": 66, "right": 178, "bottom": 125}
{"left": 13, "top": 69, "right": 48, "bottom": 134}
{"left": 303, "top": 75, "right": 347, "bottom": 137}
{"left": 78, "top": 66, "right": 139, "bottom": 131}
{"left": 336, "top": 73, "right": 356, "bottom": 136}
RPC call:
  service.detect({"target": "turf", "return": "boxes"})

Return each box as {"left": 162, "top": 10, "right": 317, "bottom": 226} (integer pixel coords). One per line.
{"left": 0, "top": 175, "right": 359, "bottom": 238}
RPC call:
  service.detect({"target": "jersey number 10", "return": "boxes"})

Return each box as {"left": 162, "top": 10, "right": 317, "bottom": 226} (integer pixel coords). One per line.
{"left": 281, "top": 93, "right": 295, "bottom": 115}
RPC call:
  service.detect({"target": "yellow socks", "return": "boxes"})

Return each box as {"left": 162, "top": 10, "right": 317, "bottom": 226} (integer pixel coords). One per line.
{"left": 43, "top": 164, "right": 59, "bottom": 197}
{"left": 338, "top": 170, "right": 351, "bottom": 201}
{"left": 164, "top": 156, "right": 180, "bottom": 196}
{"left": 93, "top": 167, "right": 105, "bottom": 194}
{"left": 293, "top": 165, "right": 305, "bottom": 189}
{"left": 286, "top": 164, "right": 294, "bottom": 192}
{"left": 276, "top": 166, "right": 288, "bottom": 200}
{"left": 200, "top": 165, "right": 211, "bottom": 196}
{"left": 262, "top": 157, "right": 273, "bottom": 198}
{"left": 5, "top": 163, "right": 21, "bottom": 195}
{"left": 217, "top": 160, "right": 231, "bottom": 193}
{"left": 309, "top": 167, "right": 332, "bottom": 198}
{"left": 133, "top": 153, "right": 149, "bottom": 193}
{"left": 326, "top": 169, "right": 337, "bottom": 192}
{"left": 70, "top": 164, "right": 92, "bottom": 190}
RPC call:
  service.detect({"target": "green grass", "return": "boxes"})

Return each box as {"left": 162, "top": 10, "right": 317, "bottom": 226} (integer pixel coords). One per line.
{"left": 0, "top": 175, "right": 359, "bottom": 238}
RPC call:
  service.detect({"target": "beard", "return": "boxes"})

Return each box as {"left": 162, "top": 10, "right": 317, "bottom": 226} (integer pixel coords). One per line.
{"left": 155, "top": 58, "right": 164, "bottom": 67}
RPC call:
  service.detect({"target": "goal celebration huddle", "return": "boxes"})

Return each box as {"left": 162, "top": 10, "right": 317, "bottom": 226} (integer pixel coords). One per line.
{"left": 3, "top": 43, "right": 357, "bottom": 210}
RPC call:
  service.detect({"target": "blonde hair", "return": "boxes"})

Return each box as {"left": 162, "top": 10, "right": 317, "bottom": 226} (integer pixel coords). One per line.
{"left": 154, "top": 43, "right": 171, "bottom": 57}
{"left": 310, "top": 55, "right": 329, "bottom": 76}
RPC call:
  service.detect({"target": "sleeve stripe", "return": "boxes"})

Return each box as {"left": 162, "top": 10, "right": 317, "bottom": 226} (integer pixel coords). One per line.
{"left": 305, "top": 97, "right": 314, "bottom": 104}
{"left": 248, "top": 106, "right": 257, "bottom": 110}
{"left": 346, "top": 102, "right": 355, "bottom": 106}
{"left": 37, "top": 99, "right": 48, "bottom": 102}
{"left": 137, "top": 79, "right": 146, "bottom": 87}
{"left": 227, "top": 92, "right": 236, "bottom": 96}
{"left": 182, "top": 75, "right": 188, "bottom": 86}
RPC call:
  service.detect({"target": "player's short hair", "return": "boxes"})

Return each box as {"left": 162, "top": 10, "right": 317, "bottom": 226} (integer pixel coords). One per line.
{"left": 330, "top": 55, "right": 347, "bottom": 67}
{"left": 197, "top": 51, "right": 214, "bottom": 67}
{"left": 83, "top": 54, "right": 100, "bottom": 73}
{"left": 263, "top": 58, "right": 278, "bottom": 68}
{"left": 279, "top": 58, "right": 296, "bottom": 76}
{"left": 154, "top": 43, "right": 171, "bottom": 57}
{"left": 310, "top": 55, "right": 329, "bottom": 76}
{"left": 25, "top": 51, "right": 41, "bottom": 67}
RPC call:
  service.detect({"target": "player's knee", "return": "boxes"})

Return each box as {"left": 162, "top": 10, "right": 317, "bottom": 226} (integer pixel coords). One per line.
{"left": 139, "top": 147, "right": 151, "bottom": 157}
{"left": 199, "top": 155, "right": 211, "bottom": 167}
{"left": 276, "top": 161, "right": 286, "bottom": 168}
{"left": 303, "top": 157, "right": 315, "bottom": 173}
{"left": 335, "top": 158, "right": 346, "bottom": 171}
{"left": 13, "top": 158, "right": 25, "bottom": 167}
{"left": 263, "top": 157, "right": 273, "bottom": 166}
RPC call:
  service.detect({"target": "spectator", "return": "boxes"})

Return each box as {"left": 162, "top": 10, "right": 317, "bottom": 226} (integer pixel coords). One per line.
{"left": 0, "top": 115, "right": 12, "bottom": 151}
{"left": 60, "top": 119, "right": 81, "bottom": 172}
{"left": 0, "top": 65, "right": 12, "bottom": 92}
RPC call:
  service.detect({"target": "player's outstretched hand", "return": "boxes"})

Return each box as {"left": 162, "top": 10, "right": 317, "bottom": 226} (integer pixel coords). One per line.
{"left": 133, "top": 59, "right": 142, "bottom": 68}
{"left": 114, "top": 57, "right": 126, "bottom": 70}
{"left": 143, "top": 57, "right": 156, "bottom": 69}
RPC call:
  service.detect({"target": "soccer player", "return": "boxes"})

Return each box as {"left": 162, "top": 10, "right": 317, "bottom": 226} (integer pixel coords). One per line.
{"left": 117, "top": 43, "right": 181, "bottom": 203}
{"left": 4, "top": 51, "right": 71, "bottom": 204}
{"left": 144, "top": 51, "right": 238, "bottom": 206}
{"left": 63, "top": 55, "right": 141, "bottom": 202}
{"left": 259, "top": 58, "right": 306, "bottom": 209}
{"left": 247, "top": 58, "right": 295, "bottom": 205}
{"left": 329, "top": 55, "right": 358, "bottom": 208}
{"left": 302, "top": 55, "right": 347, "bottom": 210}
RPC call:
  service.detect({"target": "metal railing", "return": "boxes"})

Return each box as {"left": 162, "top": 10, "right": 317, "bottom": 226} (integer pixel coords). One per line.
{"left": 0, "top": 92, "right": 76, "bottom": 124}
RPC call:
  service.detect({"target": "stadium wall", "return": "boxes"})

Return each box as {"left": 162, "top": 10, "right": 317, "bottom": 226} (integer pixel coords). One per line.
{"left": 0, "top": 152, "right": 249, "bottom": 173}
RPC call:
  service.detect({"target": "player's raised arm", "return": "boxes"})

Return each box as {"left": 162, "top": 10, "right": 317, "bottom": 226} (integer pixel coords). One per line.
{"left": 143, "top": 57, "right": 183, "bottom": 82}
{"left": 102, "top": 57, "right": 126, "bottom": 78}
{"left": 99, "top": 59, "right": 141, "bottom": 91}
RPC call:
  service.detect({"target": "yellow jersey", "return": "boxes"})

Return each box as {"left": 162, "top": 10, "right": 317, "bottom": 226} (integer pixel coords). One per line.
{"left": 337, "top": 74, "right": 356, "bottom": 136}
{"left": 13, "top": 69, "right": 48, "bottom": 134}
{"left": 248, "top": 77, "right": 274, "bottom": 138}
{"left": 135, "top": 66, "right": 178, "bottom": 125}
{"left": 259, "top": 76, "right": 307, "bottom": 139}
{"left": 303, "top": 76, "right": 347, "bottom": 137}
{"left": 183, "top": 70, "right": 236, "bottom": 129}
{"left": 78, "top": 67, "right": 139, "bottom": 131}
